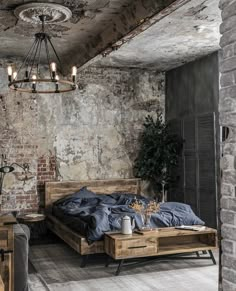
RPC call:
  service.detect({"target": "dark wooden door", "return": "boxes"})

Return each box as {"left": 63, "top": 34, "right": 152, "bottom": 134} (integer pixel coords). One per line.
{"left": 168, "top": 113, "right": 217, "bottom": 228}
{"left": 166, "top": 53, "right": 219, "bottom": 228}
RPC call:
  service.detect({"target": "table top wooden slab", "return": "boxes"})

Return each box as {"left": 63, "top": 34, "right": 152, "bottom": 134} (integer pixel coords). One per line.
{"left": 105, "top": 226, "right": 217, "bottom": 240}
{"left": 0, "top": 214, "right": 17, "bottom": 226}
{"left": 17, "top": 213, "right": 45, "bottom": 222}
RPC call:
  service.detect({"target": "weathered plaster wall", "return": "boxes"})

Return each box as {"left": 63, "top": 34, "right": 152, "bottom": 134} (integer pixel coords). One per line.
{"left": 0, "top": 65, "right": 164, "bottom": 212}
{"left": 219, "top": 0, "right": 236, "bottom": 290}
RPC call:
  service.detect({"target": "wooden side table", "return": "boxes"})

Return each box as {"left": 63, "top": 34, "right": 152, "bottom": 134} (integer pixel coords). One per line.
{"left": 17, "top": 214, "right": 45, "bottom": 223}
{"left": 17, "top": 214, "right": 45, "bottom": 244}
{"left": 104, "top": 227, "right": 218, "bottom": 275}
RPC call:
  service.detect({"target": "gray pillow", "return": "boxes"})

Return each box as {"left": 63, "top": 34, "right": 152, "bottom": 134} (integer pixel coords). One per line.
{"left": 159, "top": 202, "right": 205, "bottom": 226}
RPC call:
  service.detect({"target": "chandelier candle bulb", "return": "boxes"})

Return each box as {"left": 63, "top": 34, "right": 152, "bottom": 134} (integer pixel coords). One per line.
{"left": 72, "top": 66, "right": 77, "bottom": 83}
{"left": 51, "top": 62, "right": 56, "bottom": 72}
{"left": 72, "top": 66, "right": 77, "bottom": 76}
{"left": 55, "top": 75, "right": 59, "bottom": 92}
{"left": 32, "top": 75, "right": 36, "bottom": 83}
{"left": 7, "top": 66, "right": 12, "bottom": 76}
{"left": 7, "top": 66, "right": 12, "bottom": 81}
{"left": 51, "top": 62, "right": 56, "bottom": 79}
{"left": 13, "top": 72, "right": 17, "bottom": 80}
{"left": 32, "top": 74, "right": 36, "bottom": 91}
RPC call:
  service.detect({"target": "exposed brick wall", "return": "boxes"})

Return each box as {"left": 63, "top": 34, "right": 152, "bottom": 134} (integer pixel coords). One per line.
{"left": 37, "top": 155, "right": 56, "bottom": 182}
{"left": 37, "top": 155, "right": 57, "bottom": 209}
{"left": 219, "top": 0, "right": 236, "bottom": 290}
{"left": 0, "top": 129, "right": 39, "bottom": 212}
{"left": 0, "top": 65, "right": 164, "bottom": 213}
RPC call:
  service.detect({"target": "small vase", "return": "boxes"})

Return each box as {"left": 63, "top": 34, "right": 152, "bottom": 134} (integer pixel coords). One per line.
{"left": 140, "top": 213, "right": 151, "bottom": 230}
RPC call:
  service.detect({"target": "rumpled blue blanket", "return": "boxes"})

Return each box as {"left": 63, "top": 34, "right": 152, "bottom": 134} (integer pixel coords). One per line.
{"left": 52, "top": 187, "right": 204, "bottom": 243}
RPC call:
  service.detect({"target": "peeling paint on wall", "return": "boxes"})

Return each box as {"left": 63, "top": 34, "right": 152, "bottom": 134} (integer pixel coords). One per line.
{"left": 0, "top": 65, "right": 164, "bottom": 212}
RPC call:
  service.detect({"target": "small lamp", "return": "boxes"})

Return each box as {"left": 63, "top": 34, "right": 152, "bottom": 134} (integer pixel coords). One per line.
{"left": 0, "top": 165, "right": 14, "bottom": 195}
{"left": 0, "top": 166, "right": 14, "bottom": 174}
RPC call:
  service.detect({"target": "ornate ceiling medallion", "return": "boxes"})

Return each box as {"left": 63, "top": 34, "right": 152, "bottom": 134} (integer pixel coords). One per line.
{"left": 14, "top": 2, "right": 72, "bottom": 24}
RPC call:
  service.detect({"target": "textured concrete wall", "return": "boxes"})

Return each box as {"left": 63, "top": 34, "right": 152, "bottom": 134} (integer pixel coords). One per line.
{"left": 0, "top": 65, "right": 164, "bottom": 212}
{"left": 219, "top": 0, "right": 236, "bottom": 290}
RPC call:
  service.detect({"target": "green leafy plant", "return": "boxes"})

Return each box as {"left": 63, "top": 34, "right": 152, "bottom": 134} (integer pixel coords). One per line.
{"left": 133, "top": 112, "right": 183, "bottom": 202}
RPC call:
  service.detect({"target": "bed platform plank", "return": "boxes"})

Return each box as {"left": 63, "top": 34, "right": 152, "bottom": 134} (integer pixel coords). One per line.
{"left": 45, "top": 178, "right": 141, "bottom": 256}
{"left": 47, "top": 215, "right": 104, "bottom": 255}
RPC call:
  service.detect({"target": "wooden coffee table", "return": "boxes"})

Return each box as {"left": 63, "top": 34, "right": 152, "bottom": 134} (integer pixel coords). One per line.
{"left": 104, "top": 226, "right": 217, "bottom": 275}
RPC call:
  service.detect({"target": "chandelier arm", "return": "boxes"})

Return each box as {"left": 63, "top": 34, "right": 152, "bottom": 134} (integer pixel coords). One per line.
{"left": 47, "top": 37, "right": 63, "bottom": 76}
{"left": 28, "top": 37, "right": 40, "bottom": 79}
{"left": 44, "top": 37, "right": 53, "bottom": 80}
{"left": 18, "top": 38, "right": 38, "bottom": 89}
{"left": 24, "top": 38, "right": 38, "bottom": 73}
{"left": 36, "top": 38, "right": 43, "bottom": 77}
{"left": 14, "top": 37, "right": 38, "bottom": 81}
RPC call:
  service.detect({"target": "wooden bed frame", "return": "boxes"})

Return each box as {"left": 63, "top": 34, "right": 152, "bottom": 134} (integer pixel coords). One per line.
{"left": 45, "top": 178, "right": 141, "bottom": 259}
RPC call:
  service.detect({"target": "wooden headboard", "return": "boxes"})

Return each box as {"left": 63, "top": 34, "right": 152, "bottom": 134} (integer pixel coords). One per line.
{"left": 45, "top": 178, "right": 141, "bottom": 211}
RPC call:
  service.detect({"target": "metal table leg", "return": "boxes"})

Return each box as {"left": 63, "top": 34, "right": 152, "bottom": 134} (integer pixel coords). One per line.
{"left": 115, "top": 259, "right": 124, "bottom": 276}
{"left": 105, "top": 256, "right": 112, "bottom": 267}
{"left": 80, "top": 255, "right": 89, "bottom": 268}
{"left": 208, "top": 250, "right": 216, "bottom": 265}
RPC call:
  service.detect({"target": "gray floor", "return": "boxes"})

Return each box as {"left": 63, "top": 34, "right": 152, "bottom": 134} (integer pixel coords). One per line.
{"left": 28, "top": 242, "right": 219, "bottom": 291}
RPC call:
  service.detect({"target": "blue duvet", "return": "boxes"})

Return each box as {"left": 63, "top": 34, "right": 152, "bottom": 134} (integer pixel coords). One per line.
{"left": 52, "top": 187, "right": 204, "bottom": 243}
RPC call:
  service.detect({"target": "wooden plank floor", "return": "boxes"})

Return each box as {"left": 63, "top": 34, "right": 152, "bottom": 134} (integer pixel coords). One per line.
{"left": 29, "top": 264, "right": 218, "bottom": 291}
{"left": 28, "top": 242, "right": 219, "bottom": 291}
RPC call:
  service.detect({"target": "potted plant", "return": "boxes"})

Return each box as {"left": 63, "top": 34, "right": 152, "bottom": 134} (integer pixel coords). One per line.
{"left": 133, "top": 112, "right": 183, "bottom": 202}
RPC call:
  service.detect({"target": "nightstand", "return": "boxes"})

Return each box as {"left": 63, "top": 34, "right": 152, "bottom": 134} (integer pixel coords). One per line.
{"left": 17, "top": 214, "right": 45, "bottom": 244}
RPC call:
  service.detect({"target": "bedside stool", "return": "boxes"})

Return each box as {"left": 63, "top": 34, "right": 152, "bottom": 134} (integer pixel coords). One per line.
{"left": 17, "top": 214, "right": 45, "bottom": 244}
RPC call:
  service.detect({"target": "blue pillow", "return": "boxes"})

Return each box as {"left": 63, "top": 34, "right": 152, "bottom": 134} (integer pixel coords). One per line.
{"left": 53, "top": 186, "right": 97, "bottom": 206}
{"left": 73, "top": 186, "right": 97, "bottom": 198}
{"left": 159, "top": 202, "right": 205, "bottom": 226}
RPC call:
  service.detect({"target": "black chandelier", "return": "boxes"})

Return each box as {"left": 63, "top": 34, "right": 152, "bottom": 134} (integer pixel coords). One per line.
{"left": 7, "top": 15, "right": 77, "bottom": 94}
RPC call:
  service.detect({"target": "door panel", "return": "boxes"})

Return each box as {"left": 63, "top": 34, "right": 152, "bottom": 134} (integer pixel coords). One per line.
{"left": 168, "top": 113, "right": 217, "bottom": 227}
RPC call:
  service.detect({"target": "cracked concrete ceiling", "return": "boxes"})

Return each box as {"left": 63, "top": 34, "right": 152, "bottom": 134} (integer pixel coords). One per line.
{"left": 0, "top": 0, "right": 221, "bottom": 72}
{"left": 91, "top": 0, "right": 221, "bottom": 71}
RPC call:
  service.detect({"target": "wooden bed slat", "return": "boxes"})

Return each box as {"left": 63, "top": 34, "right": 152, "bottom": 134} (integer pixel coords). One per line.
{"left": 45, "top": 178, "right": 141, "bottom": 209}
